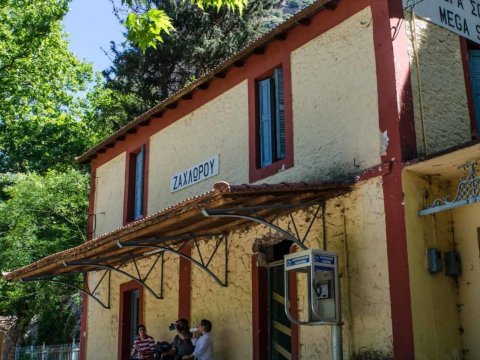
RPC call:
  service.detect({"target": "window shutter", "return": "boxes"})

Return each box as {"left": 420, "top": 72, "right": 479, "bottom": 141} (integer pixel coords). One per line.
{"left": 469, "top": 49, "right": 480, "bottom": 131}
{"left": 133, "top": 146, "right": 145, "bottom": 220}
{"left": 274, "top": 68, "right": 285, "bottom": 160}
{"left": 259, "top": 78, "right": 274, "bottom": 167}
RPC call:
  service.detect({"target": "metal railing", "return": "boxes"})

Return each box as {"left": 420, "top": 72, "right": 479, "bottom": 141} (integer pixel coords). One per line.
{"left": 15, "top": 341, "right": 79, "bottom": 360}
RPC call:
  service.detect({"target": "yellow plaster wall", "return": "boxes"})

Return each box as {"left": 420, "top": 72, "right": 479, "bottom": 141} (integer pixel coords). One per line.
{"left": 85, "top": 254, "right": 179, "bottom": 360}
{"left": 86, "top": 178, "right": 392, "bottom": 359}
{"left": 94, "top": 153, "right": 126, "bottom": 237}
{"left": 190, "top": 233, "right": 253, "bottom": 359}
{"left": 452, "top": 202, "right": 480, "bottom": 359}
{"left": 402, "top": 170, "right": 463, "bottom": 359}
{"left": 405, "top": 13, "right": 471, "bottom": 156}
{"left": 186, "top": 178, "right": 392, "bottom": 360}
{"left": 296, "top": 178, "right": 392, "bottom": 359}
{"left": 281, "top": 7, "right": 380, "bottom": 183}
{"left": 148, "top": 82, "right": 250, "bottom": 213}
{"left": 147, "top": 8, "right": 379, "bottom": 213}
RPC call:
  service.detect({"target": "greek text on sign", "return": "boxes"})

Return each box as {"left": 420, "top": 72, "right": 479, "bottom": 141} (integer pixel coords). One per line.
{"left": 170, "top": 155, "right": 219, "bottom": 192}
{"left": 405, "top": 0, "right": 480, "bottom": 45}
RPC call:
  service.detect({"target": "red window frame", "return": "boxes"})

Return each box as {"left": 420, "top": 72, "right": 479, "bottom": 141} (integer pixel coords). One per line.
{"left": 248, "top": 56, "right": 294, "bottom": 183}
{"left": 123, "top": 144, "right": 149, "bottom": 225}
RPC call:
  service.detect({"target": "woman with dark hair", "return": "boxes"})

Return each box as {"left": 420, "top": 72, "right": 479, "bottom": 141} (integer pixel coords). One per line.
{"left": 130, "top": 324, "right": 155, "bottom": 360}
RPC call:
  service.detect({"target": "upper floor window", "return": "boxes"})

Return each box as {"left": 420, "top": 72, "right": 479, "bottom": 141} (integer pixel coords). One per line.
{"left": 125, "top": 145, "right": 147, "bottom": 223}
{"left": 248, "top": 59, "right": 293, "bottom": 183}
{"left": 258, "top": 68, "right": 286, "bottom": 168}
{"left": 468, "top": 47, "right": 480, "bottom": 134}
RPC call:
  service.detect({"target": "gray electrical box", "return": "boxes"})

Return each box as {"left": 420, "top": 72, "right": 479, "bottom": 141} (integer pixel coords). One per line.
{"left": 284, "top": 249, "right": 340, "bottom": 325}
{"left": 427, "top": 248, "right": 442, "bottom": 274}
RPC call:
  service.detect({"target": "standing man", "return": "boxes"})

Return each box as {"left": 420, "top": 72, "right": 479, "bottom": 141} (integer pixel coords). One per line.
{"left": 182, "top": 319, "right": 213, "bottom": 360}
{"left": 131, "top": 324, "right": 155, "bottom": 359}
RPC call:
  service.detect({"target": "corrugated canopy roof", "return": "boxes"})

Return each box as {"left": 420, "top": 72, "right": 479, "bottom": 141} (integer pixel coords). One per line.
{"left": 3, "top": 181, "right": 350, "bottom": 282}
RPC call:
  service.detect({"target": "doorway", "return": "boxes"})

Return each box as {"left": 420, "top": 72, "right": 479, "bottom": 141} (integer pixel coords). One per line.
{"left": 119, "top": 282, "right": 143, "bottom": 360}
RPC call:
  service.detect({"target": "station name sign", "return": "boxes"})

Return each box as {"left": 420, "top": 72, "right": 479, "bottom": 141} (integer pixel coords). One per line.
{"left": 170, "top": 155, "right": 219, "bottom": 192}
{"left": 405, "top": 0, "right": 480, "bottom": 45}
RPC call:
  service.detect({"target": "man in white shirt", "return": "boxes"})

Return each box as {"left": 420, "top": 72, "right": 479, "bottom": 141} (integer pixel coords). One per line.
{"left": 182, "top": 319, "right": 213, "bottom": 360}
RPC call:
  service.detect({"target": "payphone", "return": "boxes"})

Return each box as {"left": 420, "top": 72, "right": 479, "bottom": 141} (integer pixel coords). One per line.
{"left": 284, "top": 249, "right": 342, "bottom": 360}
{"left": 284, "top": 248, "right": 340, "bottom": 324}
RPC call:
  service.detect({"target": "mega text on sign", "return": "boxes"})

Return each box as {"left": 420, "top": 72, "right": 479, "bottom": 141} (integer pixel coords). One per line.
{"left": 170, "top": 155, "right": 219, "bottom": 192}
{"left": 405, "top": 0, "right": 480, "bottom": 45}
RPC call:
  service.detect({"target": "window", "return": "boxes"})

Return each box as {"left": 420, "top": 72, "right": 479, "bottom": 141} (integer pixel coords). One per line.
{"left": 468, "top": 48, "right": 480, "bottom": 133}
{"left": 258, "top": 68, "right": 286, "bottom": 168}
{"left": 248, "top": 59, "right": 293, "bottom": 183}
{"left": 125, "top": 145, "right": 147, "bottom": 223}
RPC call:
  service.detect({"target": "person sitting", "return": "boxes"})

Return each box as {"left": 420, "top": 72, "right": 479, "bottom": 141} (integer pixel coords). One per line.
{"left": 182, "top": 319, "right": 213, "bottom": 360}
{"left": 130, "top": 324, "right": 155, "bottom": 360}
{"left": 161, "top": 319, "right": 193, "bottom": 360}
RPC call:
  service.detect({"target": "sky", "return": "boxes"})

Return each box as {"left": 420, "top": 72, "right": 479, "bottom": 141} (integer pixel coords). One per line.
{"left": 63, "top": 0, "right": 125, "bottom": 73}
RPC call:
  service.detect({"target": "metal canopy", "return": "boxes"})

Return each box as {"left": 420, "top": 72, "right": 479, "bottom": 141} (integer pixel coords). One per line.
{"left": 5, "top": 181, "right": 351, "bottom": 305}
{"left": 419, "top": 162, "right": 480, "bottom": 215}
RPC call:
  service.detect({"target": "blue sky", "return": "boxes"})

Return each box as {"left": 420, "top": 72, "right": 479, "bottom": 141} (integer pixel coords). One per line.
{"left": 63, "top": 0, "right": 125, "bottom": 72}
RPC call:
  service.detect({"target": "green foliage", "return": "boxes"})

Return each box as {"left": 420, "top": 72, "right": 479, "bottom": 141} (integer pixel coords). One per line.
{"left": 125, "top": 9, "right": 174, "bottom": 51}
{"left": 103, "top": 0, "right": 287, "bottom": 124}
{"left": 0, "top": 170, "right": 89, "bottom": 343}
{"left": 0, "top": 0, "right": 93, "bottom": 173}
{"left": 122, "top": 0, "right": 249, "bottom": 49}
{"left": 0, "top": 1, "right": 94, "bottom": 344}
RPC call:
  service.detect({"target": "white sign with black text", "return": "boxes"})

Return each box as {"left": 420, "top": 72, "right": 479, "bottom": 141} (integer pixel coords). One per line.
{"left": 170, "top": 155, "right": 219, "bottom": 192}
{"left": 405, "top": 0, "right": 480, "bottom": 45}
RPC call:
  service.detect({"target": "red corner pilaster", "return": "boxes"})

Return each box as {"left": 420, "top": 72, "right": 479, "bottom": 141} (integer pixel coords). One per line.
{"left": 251, "top": 255, "right": 268, "bottom": 360}
{"left": 371, "top": 0, "right": 417, "bottom": 359}
{"left": 178, "top": 244, "right": 192, "bottom": 321}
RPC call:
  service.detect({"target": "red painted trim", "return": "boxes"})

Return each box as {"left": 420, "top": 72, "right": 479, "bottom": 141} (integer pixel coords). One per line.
{"left": 87, "top": 168, "right": 96, "bottom": 241}
{"left": 251, "top": 255, "right": 268, "bottom": 360}
{"left": 354, "top": 161, "right": 392, "bottom": 183}
{"left": 118, "top": 281, "right": 145, "bottom": 360}
{"left": 251, "top": 254, "right": 299, "bottom": 360}
{"left": 89, "top": 0, "right": 370, "bottom": 174}
{"left": 123, "top": 143, "right": 149, "bottom": 225}
{"left": 79, "top": 275, "right": 88, "bottom": 360}
{"left": 372, "top": 0, "right": 416, "bottom": 358}
{"left": 178, "top": 244, "right": 192, "bottom": 321}
{"left": 248, "top": 56, "right": 294, "bottom": 182}
{"left": 460, "top": 38, "right": 479, "bottom": 139}
{"left": 289, "top": 248, "right": 299, "bottom": 360}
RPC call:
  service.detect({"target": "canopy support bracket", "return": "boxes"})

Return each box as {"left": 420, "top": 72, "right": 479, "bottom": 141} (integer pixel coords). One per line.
{"left": 202, "top": 202, "right": 325, "bottom": 250}
{"left": 119, "top": 233, "right": 228, "bottom": 287}
{"left": 66, "top": 252, "right": 164, "bottom": 300}
{"left": 20, "top": 270, "right": 111, "bottom": 309}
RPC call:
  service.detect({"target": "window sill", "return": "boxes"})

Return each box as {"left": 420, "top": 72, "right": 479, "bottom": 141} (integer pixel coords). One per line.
{"left": 249, "top": 158, "right": 293, "bottom": 183}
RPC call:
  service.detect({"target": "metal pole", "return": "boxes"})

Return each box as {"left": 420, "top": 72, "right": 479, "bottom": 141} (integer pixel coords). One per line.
{"left": 332, "top": 275, "right": 343, "bottom": 360}
{"left": 332, "top": 324, "right": 343, "bottom": 360}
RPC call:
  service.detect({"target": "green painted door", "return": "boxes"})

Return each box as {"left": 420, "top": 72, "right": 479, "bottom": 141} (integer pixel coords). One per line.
{"left": 269, "top": 264, "right": 292, "bottom": 360}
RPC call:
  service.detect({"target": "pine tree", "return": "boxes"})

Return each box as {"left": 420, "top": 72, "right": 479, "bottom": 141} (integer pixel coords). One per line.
{"left": 103, "top": 0, "right": 288, "bottom": 121}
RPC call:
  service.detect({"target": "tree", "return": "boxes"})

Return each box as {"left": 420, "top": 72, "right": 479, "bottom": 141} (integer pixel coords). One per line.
{"left": 0, "top": 0, "right": 93, "bottom": 173}
{"left": 0, "top": 0, "right": 95, "bottom": 345}
{"left": 0, "top": 170, "right": 89, "bottom": 344}
{"left": 122, "top": 0, "right": 249, "bottom": 50}
{"left": 99, "top": 0, "right": 286, "bottom": 124}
